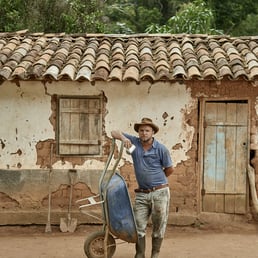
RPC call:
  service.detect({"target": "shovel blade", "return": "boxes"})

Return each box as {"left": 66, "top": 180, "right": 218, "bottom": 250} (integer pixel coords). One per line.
{"left": 45, "top": 222, "right": 52, "bottom": 233}
{"left": 68, "top": 218, "right": 78, "bottom": 232}
{"left": 60, "top": 217, "right": 68, "bottom": 232}
{"left": 60, "top": 217, "right": 78, "bottom": 233}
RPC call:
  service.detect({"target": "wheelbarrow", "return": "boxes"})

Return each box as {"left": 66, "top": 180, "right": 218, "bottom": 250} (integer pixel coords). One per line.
{"left": 76, "top": 138, "right": 138, "bottom": 258}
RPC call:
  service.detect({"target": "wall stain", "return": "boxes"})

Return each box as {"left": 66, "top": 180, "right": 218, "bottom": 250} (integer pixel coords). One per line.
{"left": 0, "top": 192, "right": 20, "bottom": 210}
{"left": 0, "top": 139, "right": 5, "bottom": 149}
{"left": 10, "top": 149, "right": 22, "bottom": 156}
{"left": 41, "top": 182, "right": 94, "bottom": 209}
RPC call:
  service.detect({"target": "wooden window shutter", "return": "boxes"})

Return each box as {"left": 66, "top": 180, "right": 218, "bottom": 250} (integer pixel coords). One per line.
{"left": 58, "top": 97, "right": 102, "bottom": 155}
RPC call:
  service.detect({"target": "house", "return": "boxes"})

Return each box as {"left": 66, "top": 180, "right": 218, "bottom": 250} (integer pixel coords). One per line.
{"left": 0, "top": 30, "right": 258, "bottom": 226}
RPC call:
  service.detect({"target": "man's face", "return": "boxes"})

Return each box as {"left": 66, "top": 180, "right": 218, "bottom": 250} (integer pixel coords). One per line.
{"left": 138, "top": 125, "right": 154, "bottom": 143}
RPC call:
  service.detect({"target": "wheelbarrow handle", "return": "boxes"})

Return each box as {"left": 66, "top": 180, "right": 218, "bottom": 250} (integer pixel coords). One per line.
{"left": 98, "top": 138, "right": 124, "bottom": 195}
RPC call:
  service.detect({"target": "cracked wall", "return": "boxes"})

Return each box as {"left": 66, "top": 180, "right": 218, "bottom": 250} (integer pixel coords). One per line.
{"left": 0, "top": 80, "right": 195, "bottom": 170}
{"left": 0, "top": 79, "right": 198, "bottom": 224}
{"left": 2, "top": 79, "right": 257, "bottom": 224}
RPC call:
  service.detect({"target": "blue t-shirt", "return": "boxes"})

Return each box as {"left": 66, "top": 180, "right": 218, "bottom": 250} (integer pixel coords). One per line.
{"left": 123, "top": 133, "right": 173, "bottom": 189}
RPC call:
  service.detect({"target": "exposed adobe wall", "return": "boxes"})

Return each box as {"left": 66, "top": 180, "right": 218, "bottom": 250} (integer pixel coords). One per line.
{"left": 2, "top": 79, "right": 257, "bottom": 225}
{"left": 0, "top": 79, "right": 199, "bottom": 225}
{"left": 0, "top": 168, "right": 103, "bottom": 225}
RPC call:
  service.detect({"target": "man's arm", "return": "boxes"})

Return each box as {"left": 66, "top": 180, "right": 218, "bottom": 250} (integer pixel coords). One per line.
{"left": 111, "top": 130, "right": 132, "bottom": 149}
{"left": 164, "top": 166, "right": 174, "bottom": 177}
{"left": 111, "top": 130, "right": 126, "bottom": 141}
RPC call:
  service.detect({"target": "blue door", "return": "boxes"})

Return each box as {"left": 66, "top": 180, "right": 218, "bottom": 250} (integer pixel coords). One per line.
{"left": 202, "top": 101, "right": 248, "bottom": 214}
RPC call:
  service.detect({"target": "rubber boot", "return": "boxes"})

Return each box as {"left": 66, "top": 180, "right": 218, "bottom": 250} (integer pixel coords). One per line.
{"left": 151, "top": 237, "right": 163, "bottom": 258}
{"left": 134, "top": 236, "right": 146, "bottom": 258}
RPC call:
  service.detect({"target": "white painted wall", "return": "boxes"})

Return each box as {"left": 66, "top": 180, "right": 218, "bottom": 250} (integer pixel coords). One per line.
{"left": 0, "top": 80, "right": 196, "bottom": 169}
{"left": 0, "top": 82, "right": 54, "bottom": 169}
{"left": 103, "top": 81, "right": 196, "bottom": 166}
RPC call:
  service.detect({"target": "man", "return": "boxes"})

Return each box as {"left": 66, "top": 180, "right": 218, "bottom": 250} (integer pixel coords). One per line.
{"left": 111, "top": 117, "right": 173, "bottom": 258}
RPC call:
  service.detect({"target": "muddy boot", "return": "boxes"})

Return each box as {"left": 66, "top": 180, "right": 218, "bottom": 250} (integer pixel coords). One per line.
{"left": 151, "top": 237, "right": 163, "bottom": 258}
{"left": 134, "top": 236, "right": 146, "bottom": 258}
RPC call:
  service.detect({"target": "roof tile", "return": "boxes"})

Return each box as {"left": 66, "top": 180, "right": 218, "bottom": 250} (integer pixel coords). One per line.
{"left": 109, "top": 66, "right": 123, "bottom": 81}
{"left": 44, "top": 65, "right": 59, "bottom": 80}
{"left": 12, "top": 66, "right": 27, "bottom": 79}
{"left": 172, "top": 65, "right": 187, "bottom": 79}
{"left": 75, "top": 66, "right": 91, "bottom": 81}
{"left": 203, "top": 67, "right": 217, "bottom": 80}
{"left": 188, "top": 65, "right": 201, "bottom": 79}
{"left": 123, "top": 66, "right": 139, "bottom": 81}
{"left": 0, "top": 66, "right": 12, "bottom": 79}
{"left": 60, "top": 64, "right": 76, "bottom": 80}
{"left": 249, "top": 67, "right": 258, "bottom": 80}
{"left": 219, "top": 65, "right": 233, "bottom": 79}
{"left": 0, "top": 33, "right": 258, "bottom": 82}
{"left": 140, "top": 67, "right": 156, "bottom": 81}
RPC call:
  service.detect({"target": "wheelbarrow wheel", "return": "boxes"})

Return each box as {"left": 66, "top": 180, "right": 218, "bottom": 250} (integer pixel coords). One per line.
{"left": 84, "top": 230, "right": 116, "bottom": 258}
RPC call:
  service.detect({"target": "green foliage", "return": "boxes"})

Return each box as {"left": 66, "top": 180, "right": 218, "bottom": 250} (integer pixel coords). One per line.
{"left": 146, "top": 0, "right": 222, "bottom": 34}
{"left": 103, "top": 2, "right": 137, "bottom": 33}
{"left": 208, "top": 0, "right": 258, "bottom": 35}
{"left": 0, "top": 0, "right": 24, "bottom": 31}
{"left": 27, "top": 0, "right": 68, "bottom": 32}
{"left": 0, "top": 0, "right": 256, "bottom": 36}
{"left": 232, "top": 13, "right": 258, "bottom": 36}
{"left": 0, "top": 0, "right": 105, "bottom": 33}
{"left": 103, "top": 0, "right": 181, "bottom": 34}
{"left": 63, "top": 0, "right": 105, "bottom": 33}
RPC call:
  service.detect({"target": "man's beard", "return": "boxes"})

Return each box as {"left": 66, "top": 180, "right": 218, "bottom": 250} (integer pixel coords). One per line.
{"left": 140, "top": 137, "right": 152, "bottom": 143}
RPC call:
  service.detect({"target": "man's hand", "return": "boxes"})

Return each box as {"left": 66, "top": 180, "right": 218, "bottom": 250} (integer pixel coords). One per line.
{"left": 111, "top": 130, "right": 132, "bottom": 148}
{"left": 122, "top": 137, "right": 132, "bottom": 149}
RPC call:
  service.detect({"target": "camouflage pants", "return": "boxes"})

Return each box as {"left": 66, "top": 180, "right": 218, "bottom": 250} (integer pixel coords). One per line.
{"left": 134, "top": 187, "right": 170, "bottom": 239}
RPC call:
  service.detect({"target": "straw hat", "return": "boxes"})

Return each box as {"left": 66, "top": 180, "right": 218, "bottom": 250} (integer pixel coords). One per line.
{"left": 134, "top": 117, "right": 159, "bottom": 134}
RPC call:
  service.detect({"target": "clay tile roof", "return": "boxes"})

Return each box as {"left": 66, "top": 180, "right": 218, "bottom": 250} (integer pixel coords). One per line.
{"left": 0, "top": 32, "right": 258, "bottom": 82}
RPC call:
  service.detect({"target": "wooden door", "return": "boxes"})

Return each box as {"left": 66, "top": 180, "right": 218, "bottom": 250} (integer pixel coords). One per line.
{"left": 202, "top": 101, "right": 248, "bottom": 214}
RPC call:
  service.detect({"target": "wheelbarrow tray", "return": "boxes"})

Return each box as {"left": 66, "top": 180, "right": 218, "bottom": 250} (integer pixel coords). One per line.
{"left": 105, "top": 173, "right": 138, "bottom": 243}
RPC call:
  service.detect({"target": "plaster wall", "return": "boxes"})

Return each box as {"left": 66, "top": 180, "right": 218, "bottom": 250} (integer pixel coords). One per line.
{"left": 0, "top": 82, "right": 53, "bottom": 169}
{"left": 0, "top": 80, "right": 197, "bottom": 225}
{"left": 0, "top": 80, "right": 195, "bottom": 170}
{"left": 2, "top": 79, "right": 258, "bottom": 225}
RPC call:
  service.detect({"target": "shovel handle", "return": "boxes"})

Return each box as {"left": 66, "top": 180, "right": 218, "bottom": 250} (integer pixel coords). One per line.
{"left": 69, "top": 169, "right": 77, "bottom": 184}
{"left": 67, "top": 169, "right": 77, "bottom": 215}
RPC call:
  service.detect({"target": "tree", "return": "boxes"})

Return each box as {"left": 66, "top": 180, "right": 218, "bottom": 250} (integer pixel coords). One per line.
{"left": 0, "top": 0, "right": 25, "bottom": 31}
{"left": 232, "top": 13, "right": 258, "bottom": 36}
{"left": 0, "top": 0, "right": 257, "bottom": 35}
{"left": 103, "top": 0, "right": 188, "bottom": 34}
{"left": 63, "top": 0, "right": 105, "bottom": 33}
{"left": 104, "top": 1, "right": 162, "bottom": 33}
{"left": 32, "top": 0, "right": 68, "bottom": 32}
{"left": 0, "top": 0, "right": 105, "bottom": 33}
{"left": 208, "top": 0, "right": 258, "bottom": 35}
{"left": 146, "top": 0, "right": 221, "bottom": 34}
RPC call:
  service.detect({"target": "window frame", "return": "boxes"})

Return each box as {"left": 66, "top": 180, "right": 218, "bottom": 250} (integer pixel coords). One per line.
{"left": 57, "top": 95, "right": 103, "bottom": 156}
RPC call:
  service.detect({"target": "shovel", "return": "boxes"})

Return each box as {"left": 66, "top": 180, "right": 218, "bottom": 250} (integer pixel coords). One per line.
{"left": 45, "top": 143, "right": 54, "bottom": 233}
{"left": 60, "top": 169, "right": 78, "bottom": 232}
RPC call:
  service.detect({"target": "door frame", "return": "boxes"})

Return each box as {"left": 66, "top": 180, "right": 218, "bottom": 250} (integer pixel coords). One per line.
{"left": 197, "top": 97, "right": 251, "bottom": 214}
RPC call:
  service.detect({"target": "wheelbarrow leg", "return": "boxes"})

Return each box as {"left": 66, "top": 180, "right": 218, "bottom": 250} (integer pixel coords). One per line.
{"left": 104, "top": 226, "right": 108, "bottom": 258}
{"left": 104, "top": 225, "right": 109, "bottom": 258}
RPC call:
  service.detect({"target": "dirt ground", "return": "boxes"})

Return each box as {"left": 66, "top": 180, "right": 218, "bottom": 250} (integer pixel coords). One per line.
{"left": 0, "top": 223, "right": 258, "bottom": 258}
